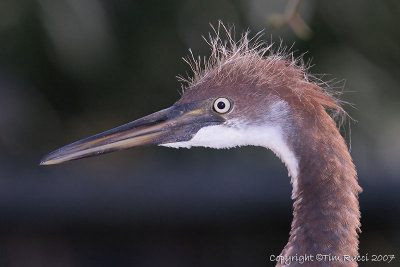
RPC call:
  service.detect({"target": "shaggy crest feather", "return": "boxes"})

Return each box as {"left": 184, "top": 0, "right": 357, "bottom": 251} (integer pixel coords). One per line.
{"left": 178, "top": 21, "right": 349, "bottom": 129}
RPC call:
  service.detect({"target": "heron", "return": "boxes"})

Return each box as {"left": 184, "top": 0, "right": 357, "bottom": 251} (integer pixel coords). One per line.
{"left": 41, "top": 24, "right": 361, "bottom": 266}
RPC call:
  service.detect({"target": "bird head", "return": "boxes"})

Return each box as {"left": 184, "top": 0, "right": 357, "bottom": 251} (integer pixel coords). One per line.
{"left": 41, "top": 24, "right": 343, "bottom": 179}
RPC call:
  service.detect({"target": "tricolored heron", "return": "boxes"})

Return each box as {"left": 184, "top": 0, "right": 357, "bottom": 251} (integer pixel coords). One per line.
{"left": 41, "top": 24, "right": 361, "bottom": 266}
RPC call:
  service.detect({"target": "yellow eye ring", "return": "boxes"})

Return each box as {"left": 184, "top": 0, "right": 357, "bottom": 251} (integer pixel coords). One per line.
{"left": 213, "top": 97, "right": 231, "bottom": 114}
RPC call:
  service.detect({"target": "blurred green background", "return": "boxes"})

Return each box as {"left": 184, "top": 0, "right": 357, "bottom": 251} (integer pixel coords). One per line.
{"left": 0, "top": 0, "right": 399, "bottom": 266}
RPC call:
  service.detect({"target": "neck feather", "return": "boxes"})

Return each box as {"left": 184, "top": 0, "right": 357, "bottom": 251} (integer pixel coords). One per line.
{"left": 279, "top": 108, "right": 361, "bottom": 266}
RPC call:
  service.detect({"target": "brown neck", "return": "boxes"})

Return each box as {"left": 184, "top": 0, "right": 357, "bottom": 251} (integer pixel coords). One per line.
{"left": 280, "top": 107, "right": 361, "bottom": 266}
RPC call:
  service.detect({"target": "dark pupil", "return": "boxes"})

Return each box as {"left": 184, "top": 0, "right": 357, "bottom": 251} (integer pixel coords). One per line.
{"left": 217, "top": 101, "right": 226, "bottom": 110}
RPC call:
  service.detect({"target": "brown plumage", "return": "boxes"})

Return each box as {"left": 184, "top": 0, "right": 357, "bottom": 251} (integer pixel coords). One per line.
{"left": 180, "top": 24, "right": 344, "bottom": 113}
{"left": 41, "top": 22, "right": 362, "bottom": 266}
{"left": 180, "top": 23, "right": 361, "bottom": 266}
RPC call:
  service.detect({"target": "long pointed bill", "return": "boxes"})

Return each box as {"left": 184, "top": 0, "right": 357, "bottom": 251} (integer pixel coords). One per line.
{"left": 40, "top": 100, "right": 225, "bottom": 165}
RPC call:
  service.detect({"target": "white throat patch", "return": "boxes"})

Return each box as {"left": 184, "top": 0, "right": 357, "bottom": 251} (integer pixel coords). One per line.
{"left": 161, "top": 124, "right": 299, "bottom": 181}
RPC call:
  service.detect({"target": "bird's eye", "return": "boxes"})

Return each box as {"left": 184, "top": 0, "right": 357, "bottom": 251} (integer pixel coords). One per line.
{"left": 213, "top": 97, "right": 231, "bottom": 114}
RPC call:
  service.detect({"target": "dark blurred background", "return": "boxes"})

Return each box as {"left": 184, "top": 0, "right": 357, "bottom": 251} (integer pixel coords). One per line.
{"left": 0, "top": 0, "right": 399, "bottom": 266}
